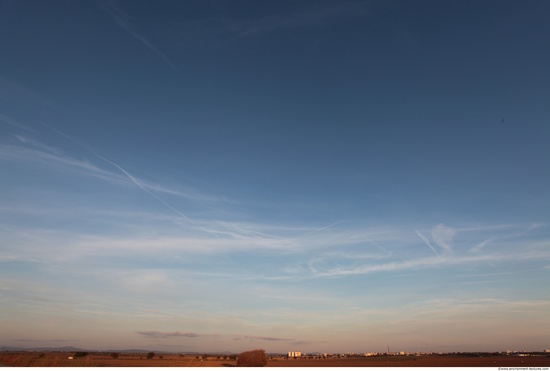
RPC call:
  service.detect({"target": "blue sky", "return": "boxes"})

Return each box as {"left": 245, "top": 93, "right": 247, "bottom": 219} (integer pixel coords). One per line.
{"left": 1, "top": 0, "right": 549, "bottom": 354}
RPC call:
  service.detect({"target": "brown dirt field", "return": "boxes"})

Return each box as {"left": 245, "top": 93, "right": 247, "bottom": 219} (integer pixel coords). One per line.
{"left": 1, "top": 352, "right": 549, "bottom": 367}
{"left": 0, "top": 352, "right": 236, "bottom": 367}
{"left": 267, "top": 355, "right": 550, "bottom": 367}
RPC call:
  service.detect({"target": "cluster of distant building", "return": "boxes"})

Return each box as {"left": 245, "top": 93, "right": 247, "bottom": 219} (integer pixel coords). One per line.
{"left": 285, "top": 350, "right": 550, "bottom": 359}
{"left": 286, "top": 351, "right": 419, "bottom": 359}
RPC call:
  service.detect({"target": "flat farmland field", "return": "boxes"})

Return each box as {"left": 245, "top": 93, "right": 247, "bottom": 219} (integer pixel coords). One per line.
{"left": 1, "top": 352, "right": 550, "bottom": 367}
{"left": 267, "top": 355, "right": 550, "bottom": 367}
{"left": 0, "top": 353, "right": 234, "bottom": 367}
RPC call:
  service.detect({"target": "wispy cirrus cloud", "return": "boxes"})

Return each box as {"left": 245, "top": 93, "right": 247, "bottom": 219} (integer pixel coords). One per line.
{"left": 0, "top": 113, "right": 33, "bottom": 131}
{"left": 469, "top": 223, "right": 545, "bottom": 253}
{"left": 3, "top": 203, "right": 549, "bottom": 276}
{"left": 431, "top": 224, "right": 455, "bottom": 254}
{"left": 0, "top": 139, "right": 232, "bottom": 206}
{"left": 0, "top": 143, "right": 120, "bottom": 182}
{"left": 12, "top": 134, "right": 61, "bottom": 154}
{"left": 40, "top": 122, "right": 194, "bottom": 221}
{"left": 404, "top": 297, "right": 550, "bottom": 319}
{"left": 3, "top": 127, "right": 549, "bottom": 281}
{"left": 313, "top": 249, "right": 550, "bottom": 278}
{"left": 97, "top": 0, "right": 180, "bottom": 75}
{"left": 236, "top": 1, "right": 368, "bottom": 37}
{"left": 172, "top": 0, "right": 370, "bottom": 55}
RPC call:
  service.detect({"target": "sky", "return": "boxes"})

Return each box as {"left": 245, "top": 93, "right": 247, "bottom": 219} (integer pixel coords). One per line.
{"left": 1, "top": 0, "right": 549, "bottom": 354}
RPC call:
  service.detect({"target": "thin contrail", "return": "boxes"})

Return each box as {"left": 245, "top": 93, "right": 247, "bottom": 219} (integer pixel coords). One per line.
{"left": 0, "top": 113, "right": 33, "bottom": 131}
{"left": 300, "top": 220, "right": 342, "bottom": 238}
{"left": 98, "top": 1, "right": 181, "bottom": 75}
{"left": 415, "top": 229, "right": 440, "bottom": 257}
{"left": 367, "top": 238, "right": 388, "bottom": 253}
{"left": 92, "top": 153, "right": 192, "bottom": 222}
{"left": 40, "top": 122, "right": 192, "bottom": 222}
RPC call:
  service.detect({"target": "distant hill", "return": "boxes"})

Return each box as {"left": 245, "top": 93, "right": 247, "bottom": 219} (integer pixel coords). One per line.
{"left": 0, "top": 346, "right": 167, "bottom": 353}
{"left": 1, "top": 346, "right": 85, "bottom": 352}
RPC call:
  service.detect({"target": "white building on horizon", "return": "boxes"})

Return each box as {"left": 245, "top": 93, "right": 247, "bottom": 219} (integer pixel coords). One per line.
{"left": 288, "top": 351, "right": 301, "bottom": 358}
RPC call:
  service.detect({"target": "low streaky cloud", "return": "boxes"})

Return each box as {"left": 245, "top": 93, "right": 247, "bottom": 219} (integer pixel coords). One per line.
{"left": 137, "top": 331, "right": 205, "bottom": 338}
{"left": 13, "top": 339, "right": 73, "bottom": 342}
{"left": 238, "top": 335, "right": 294, "bottom": 342}
{"left": 98, "top": 0, "right": 180, "bottom": 75}
{"left": 291, "top": 340, "right": 316, "bottom": 346}
{"left": 431, "top": 224, "right": 455, "bottom": 255}
{"left": 415, "top": 229, "right": 440, "bottom": 257}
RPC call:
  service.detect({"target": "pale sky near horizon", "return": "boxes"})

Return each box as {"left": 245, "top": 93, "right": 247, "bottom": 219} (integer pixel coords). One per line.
{"left": 1, "top": 0, "right": 549, "bottom": 354}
